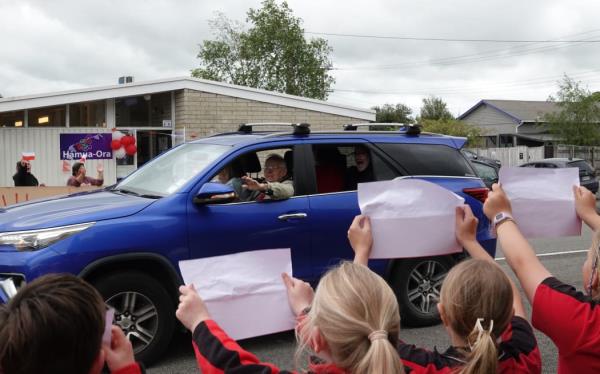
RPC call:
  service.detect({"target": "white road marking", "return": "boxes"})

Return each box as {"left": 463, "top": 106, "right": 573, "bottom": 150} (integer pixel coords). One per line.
{"left": 495, "top": 249, "right": 588, "bottom": 261}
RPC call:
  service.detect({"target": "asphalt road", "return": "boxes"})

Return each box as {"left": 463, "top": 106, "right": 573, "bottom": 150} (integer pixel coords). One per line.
{"left": 149, "top": 226, "right": 594, "bottom": 374}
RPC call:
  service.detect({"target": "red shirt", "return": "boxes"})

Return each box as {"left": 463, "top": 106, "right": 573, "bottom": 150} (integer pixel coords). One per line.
{"left": 398, "top": 316, "right": 541, "bottom": 373}
{"left": 192, "top": 319, "right": 347, "bottom": 374}
{"left": 532, "top": 277, "right": 600, "bottom": 374}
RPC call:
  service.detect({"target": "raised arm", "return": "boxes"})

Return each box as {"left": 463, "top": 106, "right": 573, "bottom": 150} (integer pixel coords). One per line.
{"left": 347, "top": 215, "right": 373, "bottom": 266}
{"left": 483, "top": 184, "right": 551, "bottom": 304}
{"left": 455, "top": 205, "right": 526, "bottom": 318}
{"left": 574, "top": 185, "right": 600, "bottom": 230}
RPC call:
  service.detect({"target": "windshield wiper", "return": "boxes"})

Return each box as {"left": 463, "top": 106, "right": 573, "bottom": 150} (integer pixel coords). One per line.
{"left": 140, "top": 194, "right": 162, "bottom": 199}
{"left": 113, "top": 188, "right": 140, "bottom": 197}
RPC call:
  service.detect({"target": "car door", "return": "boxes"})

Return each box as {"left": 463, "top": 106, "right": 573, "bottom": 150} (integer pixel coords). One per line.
{"left": 186, "top": 143, "right": 312, "bottom": 279}
{"left": 304, "top": 140, "right": 400, "bottom": 279}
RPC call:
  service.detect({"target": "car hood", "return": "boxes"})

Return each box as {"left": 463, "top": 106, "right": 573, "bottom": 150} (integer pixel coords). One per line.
{"left": 0, "top": 190, "right": 154, "bottom": 232}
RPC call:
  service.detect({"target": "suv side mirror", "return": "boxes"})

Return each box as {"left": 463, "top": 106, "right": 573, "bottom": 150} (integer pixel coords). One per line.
{"left": 194, "top": 182, "right": 236, "bottom": 205}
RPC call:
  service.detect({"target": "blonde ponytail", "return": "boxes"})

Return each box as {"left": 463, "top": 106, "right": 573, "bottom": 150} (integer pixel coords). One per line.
{"left": 440, "top": 259, "right": 513, "bottom": 374}
{"left": 297, "top": 262, "right": 405, "bottom": 374}
{"left": 461, "top": 318, "right": 497, "bottom": 374}
{"left": 355, "top": 333, "right": 405, "bottom": 374}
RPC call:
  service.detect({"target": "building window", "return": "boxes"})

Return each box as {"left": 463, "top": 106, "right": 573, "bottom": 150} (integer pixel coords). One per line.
{"left": 0, "top": 111, "right": 25, "bottom": 127}
{"left": 70, "top": 100, "right": 106, "bottom": 127}
{"left": 115, "top": 92, "right": 171, "bottom": 127}
{"left": 29, "top": 105, "right": 66, "bottom": 127}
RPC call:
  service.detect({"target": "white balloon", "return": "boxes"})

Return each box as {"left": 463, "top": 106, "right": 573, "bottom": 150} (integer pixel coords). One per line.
{"left": 112, "top": 131, "right": 125, "bottom": 141}
{"left": 114, "top": 147, "right": 127, "bottom": 159}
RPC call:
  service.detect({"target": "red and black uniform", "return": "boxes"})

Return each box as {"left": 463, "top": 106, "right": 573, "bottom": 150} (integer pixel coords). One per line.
{"left": 398, "top": 316, "right": 541, "bottom": 373}
{"left": 112, "top": 363, "right": 145, "bottom": 374}
{"left": 532, "top": 276, "right": 600, "bottom": 374}
{"left": 192, "top": 319, "right": 348, "bottom": 374}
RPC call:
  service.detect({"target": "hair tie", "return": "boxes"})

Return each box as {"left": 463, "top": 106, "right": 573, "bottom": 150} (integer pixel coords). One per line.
{"left": 368, "top": 330, "right": 388, "bottom": 342}
{"left": 469, "top": 318, "right": 494, "bottom": 350}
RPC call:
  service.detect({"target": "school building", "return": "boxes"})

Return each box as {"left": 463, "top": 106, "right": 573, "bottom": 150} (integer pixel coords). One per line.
{"left": 0, "top": 77, "right": 375, "bottom": 187}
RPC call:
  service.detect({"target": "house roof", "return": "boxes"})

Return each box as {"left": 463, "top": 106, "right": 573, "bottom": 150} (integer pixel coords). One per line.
{"left": 459, "top": 99, "right": 561, "bottom": 123}
{"left": 0, "top": 76, "right": 375, "bottom": 121}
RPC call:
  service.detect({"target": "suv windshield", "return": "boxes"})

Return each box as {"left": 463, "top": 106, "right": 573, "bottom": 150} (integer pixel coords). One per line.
{"left": 115, "top": 143, "right": 230, "bottom": 197}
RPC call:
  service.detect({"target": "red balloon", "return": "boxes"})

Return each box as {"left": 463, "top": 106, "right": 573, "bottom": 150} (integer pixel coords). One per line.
{"left": 111, "top": 139, "right": 122, "bottom": 150}
{"left": 125, "top": 144, "right": 137, "bottom": 156}
{"left": 120, "top": 136, "right": 133, "bottom": 147}
{"left": 129, "top": 136, "right": 136, "bottom": 145}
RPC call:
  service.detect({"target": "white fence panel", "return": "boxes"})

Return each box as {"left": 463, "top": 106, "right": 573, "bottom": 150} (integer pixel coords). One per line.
{"left": 470, "top": 146, "right": 545, "bottom": 167}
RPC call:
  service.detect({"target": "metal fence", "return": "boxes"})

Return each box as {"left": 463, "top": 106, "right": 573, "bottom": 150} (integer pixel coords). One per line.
{"left": 554, "top": 144, "right": 600, "bottom": 168}
{"left": 469, "top": 146, "right": 545, "bottom": 167}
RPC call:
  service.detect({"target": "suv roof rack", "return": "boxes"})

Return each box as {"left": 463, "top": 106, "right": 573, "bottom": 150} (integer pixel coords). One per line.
{"left": 238, "top": 122, "right": 311, "bottom": 135}
{"left": 343, "top": 123, "right": 422, "bottom": 135}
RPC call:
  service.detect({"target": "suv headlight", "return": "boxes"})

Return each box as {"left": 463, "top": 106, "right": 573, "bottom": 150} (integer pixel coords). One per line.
{"left": 0, "top": 222, "right": 95, "bottom": 251}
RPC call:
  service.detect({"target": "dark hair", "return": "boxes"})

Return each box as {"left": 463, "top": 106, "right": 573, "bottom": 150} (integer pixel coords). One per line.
{"left": 0, "top": 274, "right": 105, "bottom": 374}
{"left": 72, "top": 162, "right": 84, "bottom": 176}
{"left": 15, "top": 161, "right": 27, "bottom": 172}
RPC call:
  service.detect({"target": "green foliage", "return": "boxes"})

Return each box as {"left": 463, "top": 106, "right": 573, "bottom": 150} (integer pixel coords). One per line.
{"left": 419, "top": 96, "right": 454, "bottom": 121}
{"left": 421, "top": 119, "right": 483, "bottom": 147}
{"left": 372, "top": 103, "right": 414, "bottom": 123}
{"left": 545, "top": 75, "right": 600, "bottom": 146}
{"left": 192, "top": 0, "right": 334, "bottom": 100}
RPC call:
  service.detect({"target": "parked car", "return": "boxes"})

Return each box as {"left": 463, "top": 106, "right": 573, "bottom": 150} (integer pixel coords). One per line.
{"left": 0, "top": 123, "right": 496, "bottom": 363}
{"left": 520, "top": 158, "right": 598, "bottom": 194}
{"left": 462, "top": 149, "right": 502, "bottom": 168}
{"left": 470, "top": 159, "right": 499, "bottom": 189}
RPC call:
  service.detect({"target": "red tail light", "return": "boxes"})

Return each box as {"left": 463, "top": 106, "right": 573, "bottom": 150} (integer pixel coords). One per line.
{"left": 463, "top": 187, "right": 489, "bottom": 203}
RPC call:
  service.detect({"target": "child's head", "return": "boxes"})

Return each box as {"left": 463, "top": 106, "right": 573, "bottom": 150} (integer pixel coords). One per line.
{"left": 438, "top": 259, "right": 513, "bottom": 374}
{"left": 582, "top": 230, "right": 600, "bottom": 299}
{"left": 300, "top": 262, "right": 405, "bottom": 374}
{"left": 0, "top": 274, "right": 106, "bottom": 374}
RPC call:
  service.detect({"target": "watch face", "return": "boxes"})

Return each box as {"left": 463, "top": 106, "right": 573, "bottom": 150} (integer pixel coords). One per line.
{"left": 495, "top": 213, "right": 503, "bottom": 220}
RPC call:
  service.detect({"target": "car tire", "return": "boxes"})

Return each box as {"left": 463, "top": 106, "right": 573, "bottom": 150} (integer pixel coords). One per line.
{"left": 390, "top": 256, "right": 455, "bottom": 327}
{"left": 93, "top": 271, "right": 175, "bottom": 365}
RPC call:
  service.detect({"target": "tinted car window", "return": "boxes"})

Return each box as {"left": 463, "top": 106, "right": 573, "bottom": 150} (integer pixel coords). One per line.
{"left": 568, "top": 160, "right": 594, "bottom": 174}
{"left": 311, "top": 144, "right": 398, "bottom": 193}
{"left": 377, "top": 143, "right": 475, "bottom": 177}
{"left": 472, "top": 162, "right": 498, "bottom": 181}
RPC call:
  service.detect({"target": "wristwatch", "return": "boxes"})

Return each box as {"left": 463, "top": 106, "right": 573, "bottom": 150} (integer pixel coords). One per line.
{"left": 493, "top": 212, "right": 514, "bottom": 229}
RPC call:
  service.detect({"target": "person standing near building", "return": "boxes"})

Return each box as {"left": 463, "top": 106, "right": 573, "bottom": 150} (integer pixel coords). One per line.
{"left": 67, "top": 162, "right": 104, "bottom": 187}
{"left": 13, "top": 160, "right": 40, "bottom": 187}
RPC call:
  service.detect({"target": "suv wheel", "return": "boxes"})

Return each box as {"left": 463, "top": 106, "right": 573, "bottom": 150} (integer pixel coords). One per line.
{"left": 93, "top": 271, "right": 175, "bottom": 365}
{"left": 390, "top": 256, "right": 454, "bottom": 327}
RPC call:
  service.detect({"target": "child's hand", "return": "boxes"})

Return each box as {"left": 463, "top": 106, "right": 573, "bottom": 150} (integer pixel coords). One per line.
{"left": 574, "top": 185, "right": 598, "bottom": 222}
{"left": 455, "top": 205, "right": 479, "bottom": 247}
{"left": 175, "top": 284, "right": 211, "bottom": 332}
{"left": 103, "top": 326, "right": 135, "bottom": 372}
{"left": 282, "top": 273, "right": 314, "bottom": 316}
{"left": 483, "top": 183, "right": 512, "bottom": 221}
{"left": 97, "top": 163, "right": 104, "bottom": 173}
{"left": 348, "top": 215, "right": 372, "bottom": 265}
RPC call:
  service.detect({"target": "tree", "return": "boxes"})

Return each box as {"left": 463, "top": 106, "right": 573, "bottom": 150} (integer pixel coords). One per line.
{"left": 545, "top": 75, "right": 600, "bottom": 146}
{"left": 192, "top": 0, "right": 334, "bottom": 100}
{"left": 419, "top": 96, "right": 454, "bottom": 121}
{"left": 421, "top": 118, "right": 483, "bottom": 147}
{"left": 372, "top": 103, "right": 414, "bottom": 123}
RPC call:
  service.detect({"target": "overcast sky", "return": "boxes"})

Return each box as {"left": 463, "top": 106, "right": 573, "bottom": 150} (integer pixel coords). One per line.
{"left": 2, "top": 0, "right": 600, "bottom": 117}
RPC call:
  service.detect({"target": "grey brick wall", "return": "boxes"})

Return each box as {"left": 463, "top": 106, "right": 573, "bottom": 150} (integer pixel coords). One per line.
{"left": 174, "top": 89, "right": 366, "bottom": 140}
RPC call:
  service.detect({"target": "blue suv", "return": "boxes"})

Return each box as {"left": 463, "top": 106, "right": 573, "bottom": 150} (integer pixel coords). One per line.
{"left": 0, "top": 123, "right": 495, "bottom": 363}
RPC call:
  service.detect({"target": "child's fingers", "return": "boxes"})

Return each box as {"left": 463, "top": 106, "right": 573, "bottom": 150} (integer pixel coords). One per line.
{"left": 463, "top": 204, "right": 475, "bottom": 219}
{"left": 281, "top": 273, "right": 293, "bottom": 289}
{"left": 455, "top": 206, "right": 464, "bottom": 222}
{"left": 362, "top": 216, "right": 371, "bottom": 230}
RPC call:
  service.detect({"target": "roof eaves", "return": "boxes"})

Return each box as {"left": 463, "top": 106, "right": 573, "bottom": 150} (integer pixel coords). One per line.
{"left": 0, "top": 77, "right": 375, "bottom": 121}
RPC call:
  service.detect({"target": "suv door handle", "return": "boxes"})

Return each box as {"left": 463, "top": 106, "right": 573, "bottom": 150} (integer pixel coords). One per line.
{"left": 278, "top": 213, "right": 308, "bottom": 221}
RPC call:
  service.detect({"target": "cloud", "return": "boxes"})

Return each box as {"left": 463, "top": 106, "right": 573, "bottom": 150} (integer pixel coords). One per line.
{"left": 2, "top": 0, "right": 600, "bottom": 116}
